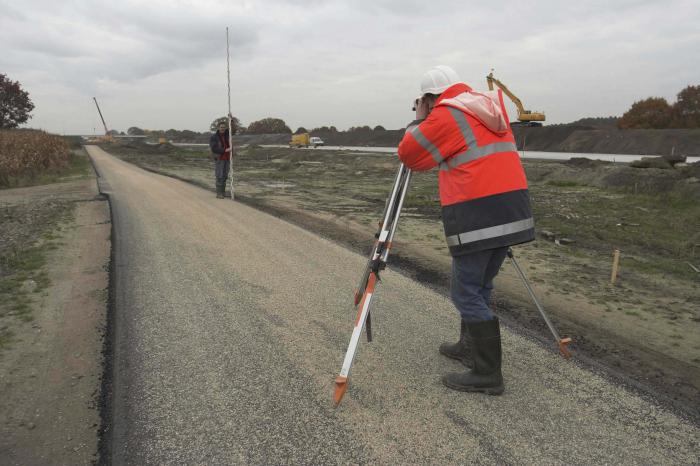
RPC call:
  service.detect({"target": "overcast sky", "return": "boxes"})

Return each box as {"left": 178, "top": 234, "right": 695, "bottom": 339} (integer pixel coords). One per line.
{"left": 2, "top": 0, "right": 699, "bottom": 134}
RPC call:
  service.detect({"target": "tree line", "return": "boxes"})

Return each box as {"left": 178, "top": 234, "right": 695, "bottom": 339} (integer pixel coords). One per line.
{"left": 618, "top": 85, "right": 699, "bottom": 129}
{"left": 125, "top": 119, "right": 392, "bottom": 142}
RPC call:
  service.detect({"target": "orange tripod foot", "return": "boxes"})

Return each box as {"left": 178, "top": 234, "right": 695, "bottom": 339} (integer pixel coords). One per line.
{"left": 333, "top": 376, "right": 348, "bottom": 406}
{"left": 558, "top": 338, "right": 573, "bottom": 359}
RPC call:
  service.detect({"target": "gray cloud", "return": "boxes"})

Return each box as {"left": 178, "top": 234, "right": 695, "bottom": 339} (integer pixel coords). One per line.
{"left": 1, "top": 0, "right": 259, "bottom": 85}
{"left": 1, "top": 0, "right": 698, "bottom": 134}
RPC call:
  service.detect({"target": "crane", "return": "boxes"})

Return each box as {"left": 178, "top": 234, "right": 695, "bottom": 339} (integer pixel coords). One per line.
{"left": 90, "top": 97, "right": 115, "bottom": 143}
{"left": 92, "top": 97, "right": 110, "bottom": 135}
{"left": 486, "top": 71, "right": 545, "bottom": 126}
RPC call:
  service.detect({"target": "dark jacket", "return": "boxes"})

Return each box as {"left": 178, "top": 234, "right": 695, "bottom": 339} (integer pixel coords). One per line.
{"left": 209, "top": 130, "right": 231, "bottom": 161}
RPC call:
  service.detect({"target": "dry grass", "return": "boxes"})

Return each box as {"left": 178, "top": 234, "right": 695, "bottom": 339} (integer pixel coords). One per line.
{"left": 0, "top": 130, "right": 70, "bottom": 186}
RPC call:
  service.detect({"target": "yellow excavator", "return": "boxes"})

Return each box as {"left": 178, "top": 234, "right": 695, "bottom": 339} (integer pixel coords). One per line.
{"left": 486, "top": 71, "right": 545, "bottom": 126}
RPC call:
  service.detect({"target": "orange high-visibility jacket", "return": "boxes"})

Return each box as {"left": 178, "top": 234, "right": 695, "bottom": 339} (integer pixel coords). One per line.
{"left": 398, "top": 83, "right": 535, "bottom": 256}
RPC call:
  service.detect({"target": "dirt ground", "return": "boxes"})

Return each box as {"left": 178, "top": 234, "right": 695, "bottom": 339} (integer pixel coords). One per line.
{"left": 0, "top": 151, "right": 109, "bottom": 465}
{"left": 210, "top": 127, "right": 700, "bottom": 157}
{"left": 104, "top": 142, "right": 700, "bottom": 422}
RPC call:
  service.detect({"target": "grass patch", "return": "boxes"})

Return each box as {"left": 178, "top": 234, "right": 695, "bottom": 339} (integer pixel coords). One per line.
{"left": 62, "top": 135, "right": 85, "bottom": 150}
{"left": 545, "top": 180, "right": 584, "bottom": 187}
{"left": 3, "top": 245, "right": 47, "bottom": 271}
{"left": 530, "top": 180, "right": 700, "bottom": 279}
{"left": 0, "top": 328, "right": 14, "bottom": 351}
{"left": 0, "top": 245, "right": 53, "bottom": 323}
{"left": 0, "top": 201, "right": 74, "bottom": 352}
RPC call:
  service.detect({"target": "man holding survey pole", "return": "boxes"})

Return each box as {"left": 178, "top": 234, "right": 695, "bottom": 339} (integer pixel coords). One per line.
{"left": 209, "top": 118, "right": 233, "bottom": 199}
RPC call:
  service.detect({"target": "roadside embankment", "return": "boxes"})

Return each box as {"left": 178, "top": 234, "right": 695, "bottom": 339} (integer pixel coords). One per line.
{"left": 0, "top": 147, "right": 109, "bottom": 465}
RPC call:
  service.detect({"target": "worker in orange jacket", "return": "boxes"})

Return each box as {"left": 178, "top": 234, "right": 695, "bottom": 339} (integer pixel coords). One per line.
{"left": 397, "top": 66, "right": 535, "bottom": 394}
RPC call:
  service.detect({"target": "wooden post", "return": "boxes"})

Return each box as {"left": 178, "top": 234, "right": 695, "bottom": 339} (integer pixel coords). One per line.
{"left": 610, "top": 249, "right": 621, "bottom": 285}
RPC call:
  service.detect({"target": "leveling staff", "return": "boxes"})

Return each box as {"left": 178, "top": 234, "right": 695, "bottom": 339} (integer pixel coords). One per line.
{"left": 397, "top": 66, "right": 535, "bottom": 395}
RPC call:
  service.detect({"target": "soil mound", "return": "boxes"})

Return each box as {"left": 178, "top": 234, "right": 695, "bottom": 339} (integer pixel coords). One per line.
{"left": 630, "top": 157, "right": 673, "bottom": 169}
{"left": 154, "top": 143, "right": 176, "bottom": 153}
{"left": 514, "top": 127, "right": 700, "bottom": 156}
{"left": 515, "top": 125, "right": 593, "bottom": 152}
{"left": 525, "top": 157, "right": 700, "bottom": 199}
{"left": 565, "top": 157, "right": 612, "bottom": 168}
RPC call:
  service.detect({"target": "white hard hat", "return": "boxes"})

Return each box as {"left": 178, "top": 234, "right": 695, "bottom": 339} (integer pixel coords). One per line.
{"left": 420, "top": 65, "right": 461, "bottom": 95}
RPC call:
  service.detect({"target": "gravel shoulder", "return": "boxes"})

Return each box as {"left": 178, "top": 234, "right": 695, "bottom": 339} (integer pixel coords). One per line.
{"left": 0, "top": 157, "right": 110, "bottom": 465}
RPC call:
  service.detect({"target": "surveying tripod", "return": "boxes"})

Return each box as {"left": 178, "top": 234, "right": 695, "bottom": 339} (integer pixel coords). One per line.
{"left": 333, "top": 163, "right": 571, "bottom": 406}
{"left": 333, "top": 163, "right": 411, "bottom": 405}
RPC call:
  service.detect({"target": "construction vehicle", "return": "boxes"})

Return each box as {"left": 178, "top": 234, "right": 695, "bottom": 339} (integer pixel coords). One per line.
{"left": 90, "top": 97, "right": 161, "bottom": 144}
{"left": 289, "top": 133, "right": 324, "bottom": 148}
{"left": 89, "top": 97, "right": 114, "bottom": 143}
{"left": 486, "top": 71, "right": 545, "bottom": 126}
{"left": 289, "top": 133, "right": 309, "bottom": 147}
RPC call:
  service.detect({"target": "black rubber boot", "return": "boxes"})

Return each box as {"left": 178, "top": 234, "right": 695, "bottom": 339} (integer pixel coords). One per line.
{"left": 439, "top": 319, "right": 472, "bottom": 367}
{"left": 441, "top": 317, "right": 504, "bottom": 395}
{"left": 216, "top": 183, "right": 224, "bottom": 199}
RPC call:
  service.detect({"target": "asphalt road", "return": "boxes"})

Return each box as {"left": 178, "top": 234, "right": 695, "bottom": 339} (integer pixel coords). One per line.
{"left": 87, "top": 146, "right": 698, "bottom": 465}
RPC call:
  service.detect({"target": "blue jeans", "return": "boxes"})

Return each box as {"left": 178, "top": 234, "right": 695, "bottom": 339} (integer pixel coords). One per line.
{"left": 451, "top": 247, "right": 508, "bottom": 323}
{"left": 215, "top": 159, "right": 230, "bottom": 185}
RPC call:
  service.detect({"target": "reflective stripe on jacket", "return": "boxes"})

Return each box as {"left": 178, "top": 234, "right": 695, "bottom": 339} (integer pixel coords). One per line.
{"left": 397, "top": 82, "right": 535, "bottom": 256}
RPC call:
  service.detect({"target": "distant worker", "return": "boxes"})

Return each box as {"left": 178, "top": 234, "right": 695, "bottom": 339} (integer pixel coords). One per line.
{"left": 397, "top": 66, "right": 535, "bottom": 395}
{"left": 209, "top": 118, "right": 233, "bottom": 199}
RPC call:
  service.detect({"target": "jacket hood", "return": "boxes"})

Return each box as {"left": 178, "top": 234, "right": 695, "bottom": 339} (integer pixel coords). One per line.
{"left": 437, "top": 84, "right": 509, "bottom": 134}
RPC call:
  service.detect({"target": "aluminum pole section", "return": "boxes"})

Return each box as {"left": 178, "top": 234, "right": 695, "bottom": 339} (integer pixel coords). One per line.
{"left": 381, "top": 166, "right": 411, "bottom": 263}
{"left": 354, "top": 163, "right": 408, "bottom": 304}
{"left": 335, "top": 163, "right": 412, "bottom": 405}
{"left": 226, "top": 27, "right": 235, "bottom": 200}
{"left": 507, "top": 248, "right": 572, "bottom": 358}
